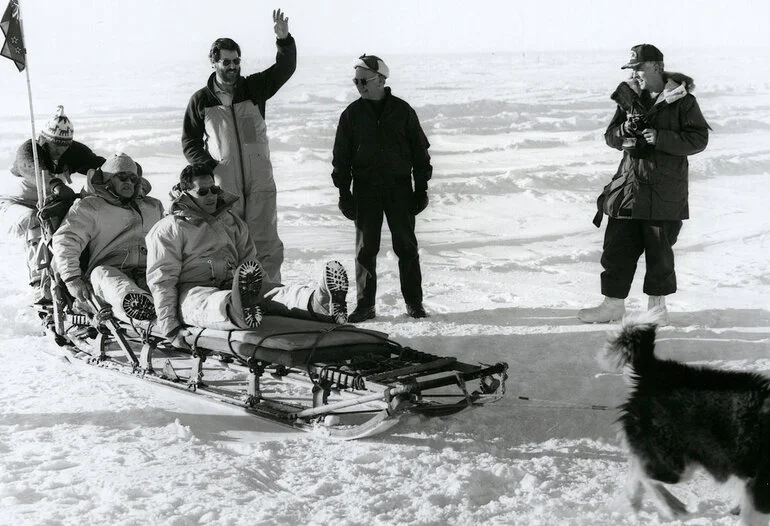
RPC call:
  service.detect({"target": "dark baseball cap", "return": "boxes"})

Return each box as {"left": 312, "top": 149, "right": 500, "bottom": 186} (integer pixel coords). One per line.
{"left": 621, "top": 44, "right": 664, "bottom": 69}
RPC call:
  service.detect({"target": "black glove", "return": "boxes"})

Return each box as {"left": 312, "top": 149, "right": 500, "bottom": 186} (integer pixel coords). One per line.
{"left": 338, "top": 191, "right": 355, "bottom": 220}
{"left": 49, "top": 178, "right": 76, "bottom": 201}
{"left": 413, "top": 191, "right": 429, "bottom": 215}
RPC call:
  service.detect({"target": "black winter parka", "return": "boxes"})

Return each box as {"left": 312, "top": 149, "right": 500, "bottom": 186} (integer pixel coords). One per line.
{"left": 604, "top": 72, "right": 709, "bottom": 221}
{"left": 332, "top": 87, "right": 432, "bottom": 193}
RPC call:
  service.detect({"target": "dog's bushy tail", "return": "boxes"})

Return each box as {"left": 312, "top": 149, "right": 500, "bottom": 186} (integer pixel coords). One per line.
{"left": 597, "top": 310, "right": 662, "bottom": 373}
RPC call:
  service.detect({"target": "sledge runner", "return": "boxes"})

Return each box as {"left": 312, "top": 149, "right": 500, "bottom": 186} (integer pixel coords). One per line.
{"left": 145, "top": 164, "right": 350, "bottom": 350}
{"left": 0, "top": 106, "right": 105, "bottom": 304}
{"left": 51, "top": 153, "right": 164, "bottom": 322}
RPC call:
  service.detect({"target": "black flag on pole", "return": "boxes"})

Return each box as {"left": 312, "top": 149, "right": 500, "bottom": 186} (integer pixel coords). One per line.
{"left": 1, "top": 0, "right": 25, "bottom": 72}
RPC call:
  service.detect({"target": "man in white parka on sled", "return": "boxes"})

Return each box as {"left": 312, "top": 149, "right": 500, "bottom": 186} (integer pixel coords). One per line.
{"left": 145, "top": 164, "right": 349, "bottom": 350}
{"left": 181, "top": 9, "right": 296, "bottom": 284}
{"left": 51, "top": 153, "right": 164, "bottom": 322}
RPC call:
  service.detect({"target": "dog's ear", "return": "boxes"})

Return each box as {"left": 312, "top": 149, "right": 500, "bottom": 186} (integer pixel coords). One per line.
{"left": 625, "top": 322, "right": 657, "bottom": 370}
{"left": 596, "top": 342, "right": 626, "bottom": 372}
{"left": 637, "top": 327, "right": 656, "bottom": 350}
{"left": 601, "top": 315, "right": 658, "bottom": 372}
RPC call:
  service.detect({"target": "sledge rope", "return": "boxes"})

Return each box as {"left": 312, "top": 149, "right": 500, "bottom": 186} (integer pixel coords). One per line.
{"left": 191, "top": 328, "right": 204, "bottom": 351}
{"left": 302, "top": 325, "right": 350, "bottom": 380}
{"left": 501, "top": 396, "right": 612, "bottom": 411}
{"left": 128, "top": 317, "right": 157, "bottom": 345}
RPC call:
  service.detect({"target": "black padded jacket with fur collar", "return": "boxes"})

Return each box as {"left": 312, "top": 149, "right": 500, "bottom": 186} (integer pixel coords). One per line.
{"left": 604, "top": 72, "right": 709, "bottom": 221}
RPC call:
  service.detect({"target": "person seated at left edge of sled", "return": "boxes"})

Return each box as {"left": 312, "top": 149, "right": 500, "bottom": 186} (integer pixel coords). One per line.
{"left": 145, "top": 163, "right": 350, "bottom": 350}
{"left": 0, "top": 106, "right": 105, "bottom": 304}
{"left": 51, "top": 153, "right": 164, "bottom": 322}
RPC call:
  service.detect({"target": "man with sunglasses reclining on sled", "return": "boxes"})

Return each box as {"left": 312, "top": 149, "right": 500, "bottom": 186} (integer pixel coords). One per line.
{"left": 51, "top": 153, "right": 164, "bottom": 322}
{"left": 145, "top": 164, "right": 350, "bottom": 350}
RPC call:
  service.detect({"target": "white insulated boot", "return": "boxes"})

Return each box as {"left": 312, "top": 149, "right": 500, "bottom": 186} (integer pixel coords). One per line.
{"left": 577, "top": 297, "right": 625, "bottom": 323}
{"left": 647, "top": 295, "right": 670, "bottom": 326}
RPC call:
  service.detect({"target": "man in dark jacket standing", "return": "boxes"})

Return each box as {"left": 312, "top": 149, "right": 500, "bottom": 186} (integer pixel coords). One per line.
{"left": 181, "top": 9, "right": 296, "bottom": 284}
{"left": 579, "top": 44, "right": 709, "bottom": 325}
{"left": 332, "top": 54, "right": 433, "bottom": 322}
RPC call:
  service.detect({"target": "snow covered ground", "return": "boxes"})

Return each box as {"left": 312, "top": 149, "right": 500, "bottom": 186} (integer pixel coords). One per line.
{"left": 1, "top": 49, "right": 769, "bottom": 525}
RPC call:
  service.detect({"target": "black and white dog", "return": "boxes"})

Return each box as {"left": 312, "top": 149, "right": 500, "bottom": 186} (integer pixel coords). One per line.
{"left": 598, "top": 311, "right": 770, "bottom": 525}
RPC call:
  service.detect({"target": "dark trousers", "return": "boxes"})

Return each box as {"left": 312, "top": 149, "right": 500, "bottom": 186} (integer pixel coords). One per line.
{"left": 600, "top": 217, "right": 682, "bottom": 299}
{"left": 354, "top": 185, "right": 423, "bottom": 307}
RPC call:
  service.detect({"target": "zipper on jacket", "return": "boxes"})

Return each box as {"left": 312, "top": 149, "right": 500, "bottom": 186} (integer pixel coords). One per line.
{"left": 119, "top": 250, "right": 130, "bottom": 272}
{"left": 230, "top": 105, "right": 248, "bottom": 193}
{"left": 207, "top": 259, "right": 216, "bottom": 282}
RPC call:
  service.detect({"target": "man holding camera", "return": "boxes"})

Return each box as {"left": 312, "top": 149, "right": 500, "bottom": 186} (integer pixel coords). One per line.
{"left": 579, "top": 44, "right": 709, "bottom": 325}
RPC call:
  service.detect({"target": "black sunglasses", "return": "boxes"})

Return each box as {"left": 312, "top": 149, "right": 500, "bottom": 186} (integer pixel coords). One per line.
{"left": 353, "top": 76, "right": 379, "bottom": 87}
{"left": 219, "top": 58, "right": 241, "bottom": 67}
{"left": 191, "top": 185, "right": 222, "bottom": 197}
{"left": 114, "top": 172, "right": 138, "bottom": 183}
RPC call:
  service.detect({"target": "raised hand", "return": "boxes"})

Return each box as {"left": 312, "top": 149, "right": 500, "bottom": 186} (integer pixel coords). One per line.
{"left": 273, "top": 9, "right": 289, "bottom": 39}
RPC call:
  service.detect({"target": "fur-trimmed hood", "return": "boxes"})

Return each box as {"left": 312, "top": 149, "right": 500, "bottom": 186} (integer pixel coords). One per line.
{"left": 659, "top": 71, "right": 696, "bottom": 105}
{"left": 620, "top": 71, "right": 696, "bottom": 106}
{"left": 83, "top": 167, "right": 154, "bottom": 208}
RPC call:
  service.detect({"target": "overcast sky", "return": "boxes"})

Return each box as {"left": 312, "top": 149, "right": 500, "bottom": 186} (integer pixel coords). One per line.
{"left": 10, "top": 0, "right": 770, "bottom": 66}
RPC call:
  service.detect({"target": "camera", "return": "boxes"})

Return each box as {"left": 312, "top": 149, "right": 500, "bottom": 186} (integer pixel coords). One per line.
{"left": 611, "top": 82, "right": 653, "bottom": 158}
{"left": 625, "top": 114, "right": 648, "bottom": 134}
{"left": 622, "top": 113, "right": 650, "bottom": 154}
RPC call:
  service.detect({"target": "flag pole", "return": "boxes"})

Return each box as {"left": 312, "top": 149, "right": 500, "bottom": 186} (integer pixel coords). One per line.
{"left": 15, "top": 0, "right": 44, "bottom": 208}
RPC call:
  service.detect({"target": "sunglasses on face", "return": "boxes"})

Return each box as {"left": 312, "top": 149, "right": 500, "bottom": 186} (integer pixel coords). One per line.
{"left": 352, "top": 76, "right": 379, "bottom": 87}
{"left": 114, "top": 172, "right": 138, "bottom": 183}
{"left": 219, "top": 58, "right": 241, "bottom": 67}
{"left": 190, "top": 185, "right": 222, "bottom": 197}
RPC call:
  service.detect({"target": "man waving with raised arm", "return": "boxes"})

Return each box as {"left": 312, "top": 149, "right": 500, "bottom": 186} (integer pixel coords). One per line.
{"left": 182, "top": 9, "right": 296, "bottom": 284}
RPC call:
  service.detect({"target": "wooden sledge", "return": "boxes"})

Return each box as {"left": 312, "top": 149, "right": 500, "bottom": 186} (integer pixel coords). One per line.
{"left": 42, "top": 306, "right": 508, "bottom": 440}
